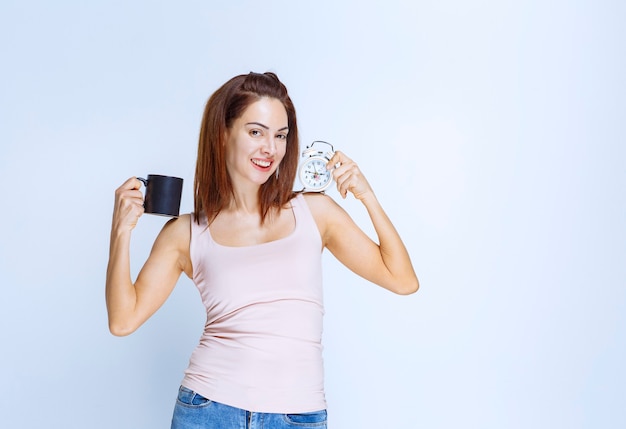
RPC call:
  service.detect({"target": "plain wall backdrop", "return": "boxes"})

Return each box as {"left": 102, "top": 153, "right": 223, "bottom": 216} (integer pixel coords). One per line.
{"left": 1, "top": 1, "right": 624, "bottom": 428}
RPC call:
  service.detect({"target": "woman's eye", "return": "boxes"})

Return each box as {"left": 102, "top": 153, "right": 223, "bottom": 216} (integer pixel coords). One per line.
{"left": 276, "top": 133, "right": 287, "bottom": 140}
{"left": 250, "top": 129, "right": 261, "bottom": 137}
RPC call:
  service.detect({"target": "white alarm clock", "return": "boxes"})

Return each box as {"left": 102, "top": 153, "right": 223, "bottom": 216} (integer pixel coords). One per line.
{"left": 298, "top": 141, "right": 336, "bottom": 192}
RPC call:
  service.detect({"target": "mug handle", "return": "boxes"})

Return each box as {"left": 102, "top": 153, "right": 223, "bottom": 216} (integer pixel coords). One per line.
{"left": 137, "top": 177, "right": 148, "bottom": 187}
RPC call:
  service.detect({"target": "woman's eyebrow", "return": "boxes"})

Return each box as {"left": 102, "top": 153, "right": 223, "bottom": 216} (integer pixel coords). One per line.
{"left": 245, "top": 122, "right": 289, "bottom": 132}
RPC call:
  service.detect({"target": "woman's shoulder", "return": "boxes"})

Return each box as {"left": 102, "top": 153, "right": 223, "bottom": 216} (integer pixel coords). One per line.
{"left": 301, "top": 191, "right": 339, "bottom": 206}
{"left": 158, "top": 213, "right": 192, "bottom": 243}
{"left": 300, "top": 193, "right": 353, "bottom": 247}
{"left": 169, "top": 213, "right": 192, "bottom": 227}
{"left": 301, "top": 192, "right": 346, "bottom": 220}
{"left": 301, "top": 191, "right": 331, "bottom": 208}
{"left": 152, "top": 213, "right": 192, "bottom": 277}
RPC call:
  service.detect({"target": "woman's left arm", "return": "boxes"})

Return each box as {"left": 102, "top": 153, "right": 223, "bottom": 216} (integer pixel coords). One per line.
{"left": 307, "top": 151, "right": 419, "bottom": 295}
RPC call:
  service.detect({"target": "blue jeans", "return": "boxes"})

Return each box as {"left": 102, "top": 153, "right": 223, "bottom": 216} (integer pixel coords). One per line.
{"left": 171, "top": 386, "right": 328, "bottom": 429}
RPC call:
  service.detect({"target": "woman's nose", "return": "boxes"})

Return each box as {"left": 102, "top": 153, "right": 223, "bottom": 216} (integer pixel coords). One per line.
{"left": 262, "top": 137, "right": 277, "bottom": 155}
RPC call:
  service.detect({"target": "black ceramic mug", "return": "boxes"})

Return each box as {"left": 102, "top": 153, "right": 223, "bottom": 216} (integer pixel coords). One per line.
{"left": 137, "top": 174, "right": 183, "bottom": 217}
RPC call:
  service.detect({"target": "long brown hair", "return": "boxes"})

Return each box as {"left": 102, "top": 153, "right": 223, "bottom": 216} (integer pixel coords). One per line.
{"left": 194, "top": 72, "right": 299, "bottom": 225}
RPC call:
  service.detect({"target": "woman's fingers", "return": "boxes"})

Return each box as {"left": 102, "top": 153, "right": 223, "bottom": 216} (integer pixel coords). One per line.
{"left": 112, "top": 177, "right": 145, "bottom": 231}
{"left": 327, "top": 151, "right": 373, "bottom": 200}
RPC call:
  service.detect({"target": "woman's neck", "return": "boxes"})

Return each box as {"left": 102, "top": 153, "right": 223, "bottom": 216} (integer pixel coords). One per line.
{"left": 228, "top": 183, "right": 261, "bottom": 216}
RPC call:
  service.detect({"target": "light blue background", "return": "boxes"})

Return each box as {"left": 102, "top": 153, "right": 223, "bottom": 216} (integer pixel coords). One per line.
{"left": 1, "top": 1, "right": 624, "bottom": 428}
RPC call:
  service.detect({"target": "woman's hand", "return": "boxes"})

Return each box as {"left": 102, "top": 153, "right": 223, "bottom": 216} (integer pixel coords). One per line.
{"left": 112, "top": 177, "right": 145, "bottom": 233}
{"left": 327, "top": 151, "right": 374, "bottom": 201}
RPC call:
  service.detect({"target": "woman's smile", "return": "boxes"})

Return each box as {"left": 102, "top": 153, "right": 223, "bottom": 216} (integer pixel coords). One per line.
{"left": 251, "top": 158, "right": 273, "bottom": 169}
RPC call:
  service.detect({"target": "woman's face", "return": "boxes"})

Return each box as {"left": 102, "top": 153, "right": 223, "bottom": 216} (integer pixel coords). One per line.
{"left": 225, "top": 97, "right": 289, "bottom": 188}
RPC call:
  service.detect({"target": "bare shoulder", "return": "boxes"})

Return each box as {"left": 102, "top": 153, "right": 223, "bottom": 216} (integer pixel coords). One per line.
{"left": 301, "top": 192, "right": 343, "bottom": 219}
{"left": 160, "top": 213, "right": 191, "bottom": 241}
{"left": 153, "top": 214, "right": 191, "bottom": 256}
{"left": 153, "top": 213, "right": 192, "bottom": 276}
{"left": 301, "top": 193, "right": 353, "bottom": 245}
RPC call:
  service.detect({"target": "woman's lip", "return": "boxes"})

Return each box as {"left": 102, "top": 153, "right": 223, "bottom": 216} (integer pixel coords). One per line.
{"left": 251, "top": 158, "right": 273, "bottom": 169}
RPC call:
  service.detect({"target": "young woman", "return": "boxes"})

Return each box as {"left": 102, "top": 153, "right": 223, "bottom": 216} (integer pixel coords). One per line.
{"left": 106, "top": 72, "right": 418, "bottom": 429}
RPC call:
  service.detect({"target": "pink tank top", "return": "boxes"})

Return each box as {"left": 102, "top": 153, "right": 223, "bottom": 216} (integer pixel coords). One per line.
{"left": 182, "top": 193, "right": 326, "bottom": 413}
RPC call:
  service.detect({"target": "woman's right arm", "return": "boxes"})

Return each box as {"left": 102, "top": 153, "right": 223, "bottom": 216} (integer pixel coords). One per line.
{"left": 105, "top": 177, "right": 191, "bottom": 336}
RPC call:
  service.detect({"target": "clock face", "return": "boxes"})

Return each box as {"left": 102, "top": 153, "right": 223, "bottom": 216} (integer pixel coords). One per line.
{"left": 299, "top": 157, "right": 332, "bottom": 191}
